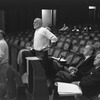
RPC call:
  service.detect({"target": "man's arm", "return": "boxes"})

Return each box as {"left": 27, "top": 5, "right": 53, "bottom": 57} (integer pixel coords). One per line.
{"left": 44, "top": 28, "right": 58, "bottom": 43}
{"left": 0, "top": 49, "right": 4, "bottom": 62}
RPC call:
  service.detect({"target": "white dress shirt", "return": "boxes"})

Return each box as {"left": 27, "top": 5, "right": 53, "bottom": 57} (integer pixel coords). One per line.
{"left": 33, "top": 27, "right": 57, "bottom": 51}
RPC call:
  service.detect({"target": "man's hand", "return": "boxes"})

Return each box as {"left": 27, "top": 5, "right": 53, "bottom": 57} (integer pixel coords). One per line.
{"left": 68, "top": 66, "right": 78, "bottom": 73}
{"left": 26, "top": 46, "right": 33, "bottom": 50}
{"left": 70, "top": 71, "right": 76, "bottom": 76}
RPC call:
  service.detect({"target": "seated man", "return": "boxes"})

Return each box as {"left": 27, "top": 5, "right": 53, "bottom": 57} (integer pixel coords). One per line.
{"left": 49, "top": 45, "right": 95, "bottom": 95}
{"left": 55, "top": 44, "right": 95, "bottom": 82}
{"left": 59, "top": 24, "right": 68, "bottom": 32}
{"left": 73, "top": 53, "right": 100, "bottom": 100}
{"left": 53, "top": 53, "right": 100, "bottom": 100}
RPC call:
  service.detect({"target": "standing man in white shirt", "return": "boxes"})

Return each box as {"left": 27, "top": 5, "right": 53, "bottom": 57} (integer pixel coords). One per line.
{"left": 21, "top": 18, "right": 58, "bottom": 78}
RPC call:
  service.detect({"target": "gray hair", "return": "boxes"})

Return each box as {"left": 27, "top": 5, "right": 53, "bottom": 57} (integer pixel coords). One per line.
{"left": 34, "top": 18, "right": 42, "bottom": 25}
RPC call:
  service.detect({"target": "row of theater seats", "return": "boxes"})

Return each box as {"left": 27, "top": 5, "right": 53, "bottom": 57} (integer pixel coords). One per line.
{"left": 48, "top": 30, "right": 100, "bottom": 66}
{"left": 5, "top": 30, "right": 50, "bottom": 100}
{"left": 5, "top": 29, "right": 34, "bottom": 48}
{"left": 5, "top": 27, "right": 100, "bottom": 68}
{"left": 4, "top": 25, "right": 100, "bottom": 100}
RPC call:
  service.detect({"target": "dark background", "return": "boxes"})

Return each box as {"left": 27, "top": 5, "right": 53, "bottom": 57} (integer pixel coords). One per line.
{"left": 0, "top": 0, "right": 100, "bottom": 32}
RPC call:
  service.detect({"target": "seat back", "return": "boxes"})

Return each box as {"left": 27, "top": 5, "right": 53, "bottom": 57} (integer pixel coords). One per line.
{"left": 29, "top": 60, "right": 49, "bottom": 100}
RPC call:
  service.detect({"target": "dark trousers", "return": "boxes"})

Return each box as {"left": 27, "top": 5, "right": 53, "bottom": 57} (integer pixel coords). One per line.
{"left": 55, "top": 71, "right": 73, "bottom": 83}
{"left": 22, "top": 49, "right": 51, "bottom": 78}
{"left": 22, "top": 49, "right": 62, "bottom": 81}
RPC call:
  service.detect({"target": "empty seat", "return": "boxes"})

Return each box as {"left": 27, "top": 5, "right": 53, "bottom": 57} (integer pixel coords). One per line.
{"left": 56, "top": 41, "right": 64, "bottom": 48}
{"left": 95, "top": 49, "right": 100, "bottom": 56}
{"left": 20, "top": 41, "right": 25, "bottom": 47}
{"left": 63, "top": 42, "right": 70, "bottom": 50}
{"left": 93, "top": 41, "right": 100, "bottom": 48}
{"left": 48, "top": 47, "right": 55, "bottom": 56}
{"left": 86, "top": 40, "right": 93, "bottom": 45}
{"left": 13, "top": 39, "right": 19, "bottom": 45}
{"left": 66, "top": 35, "right": 71, "bottom": 38}
{"left": 83, "top": 32, "right": 88, "bottom": 36}
{"left": 84, "top": 36, "right": 89, "bottom": 40}
{"left": 58, "top": 36, "right": 66, "bottom": 41}
{"left": 78, "top": 35, "right": 83, "bottom": 39}
{"left": 52, "top": 48, "right": 61, "bottom": 58}
{"left": 72, "top": 39, "right": 77, "bottom": 44}
{"left": 25, "top": 42, "right": 31, "bottom": 47}
{"left": 9, "top": 38, "right": 14, "bottom": 44}
{"left": 71, "top": 55, "right": 82, "bottom": 65}
{"left": 71, "top": 44, "right": 79, "bottom": 52}
{"left": 65, "top": 52, "right": 74, "bottom": 65}
{"left": 58, "top": 50, "right": 67, "bottom": 58}
{"left": 79, "top": 40, "right": 86, "bottom": 45}
{"left": 79, "top": 46, "right": 85, "bottom": 54}
{"left": 66, "top": 38, "right": 71, "bottom": 43}
{"left": 94, "top": 37, "right": 99, "bottom": 41}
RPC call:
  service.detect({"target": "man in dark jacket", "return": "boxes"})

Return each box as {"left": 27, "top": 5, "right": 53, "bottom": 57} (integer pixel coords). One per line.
{"left": 55, "top": 44, "right": 95, "bottom": 82}
{"left": 53, "top": 53, "right": 100, "bottom": 100}
{"left": 79, "top": 53, "right": 100, "bottom": 98}
{"left": 49, "top": 45, "right": 95, "bottom": 95}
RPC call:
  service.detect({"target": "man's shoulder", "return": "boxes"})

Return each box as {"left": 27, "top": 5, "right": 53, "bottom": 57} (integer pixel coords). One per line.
{"left": 88, "top": 55, "right": 95, "bottom": 60}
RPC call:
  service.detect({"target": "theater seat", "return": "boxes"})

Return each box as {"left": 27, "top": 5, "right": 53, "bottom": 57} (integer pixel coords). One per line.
{"left": 63, "top": 42, "right": 69, "bottom": 50}
{"left": 58, "top": 50, "right": 67, "bottom": 58}
{"left": 86, "top": 40, "right": 92, "bottom": 45}
{"left": 52, "top": 48, "right": 61, "bottom": 58}
{"left": 56, "top": 41, "right": 64, "bottom": 48}
{"left": 13, "top": 39, "right": 19, "bottom": 45}
{"left": 71, "top": 44, "right": 79, "bottom": 53}
{"left": 71, "top": 55, "right": 82, "bottom": 66}
{"left": 72, "top": 39, "right": 77, "bottom": 44}
{"left": 48, "top": 48, "right": 55, "bottom": 56}
{"left": 9, "top": 38, "right": 14, "bottom": 44}
{"left": 66, "top": 38, "right": 71, "bottom": 43}
{"left": 20, "top": 41, "right": 25, "bottom": 47}
{"left": 65, "top": 52, "right": 74, "bottom": 65}
{"left": 79, "top": 40, "right": 86, "bottom": 45}
{"left": 79, "top": 46, "right": 84, "bottom": 54}
{"left": 59, "top": 36, "right": 66, "bottom": 42}
{"left": 25, "top": 42, "right": 31, "bottom": 47}
{"left": 93, "top": 41, "right": 100, "bottom": 48}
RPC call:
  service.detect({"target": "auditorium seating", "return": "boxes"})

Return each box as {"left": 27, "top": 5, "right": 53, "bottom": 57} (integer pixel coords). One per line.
{"left": 5, "top": 25, "right": 100, "bottom": 69}
{"left": 5, "top": 24, "right": 100, "bottom": 100}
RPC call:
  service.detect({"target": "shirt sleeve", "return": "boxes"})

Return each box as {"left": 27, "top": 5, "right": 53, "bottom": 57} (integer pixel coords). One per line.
{"left": 43, "top": 28, "right": 58, "bottom": 43}
{"left": 0, "top": 49, "right": 4, "bottom": 61}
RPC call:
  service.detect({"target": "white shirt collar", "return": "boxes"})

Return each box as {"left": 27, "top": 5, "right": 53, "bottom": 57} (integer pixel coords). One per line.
{"left": 85, "top": 55, "right": 90, "bottom": 60}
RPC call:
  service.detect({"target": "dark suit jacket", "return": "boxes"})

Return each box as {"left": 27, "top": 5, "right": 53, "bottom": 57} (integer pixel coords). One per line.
{"left": 75, "top": 55, "right": 95, "bottom": 80}
{"left": 79, "top": 67, "right": 100, "bottom": 97}
{"left": 55, "top": 55, "right": 95, "bottom": 82}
